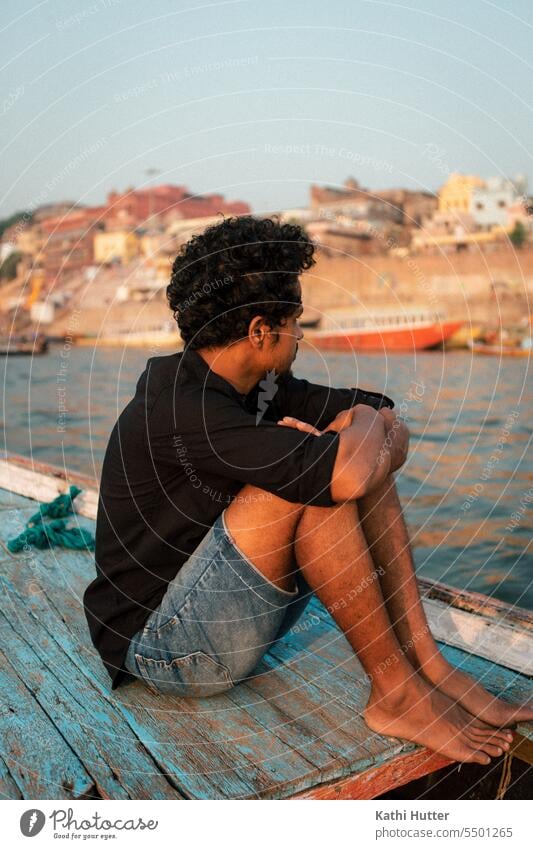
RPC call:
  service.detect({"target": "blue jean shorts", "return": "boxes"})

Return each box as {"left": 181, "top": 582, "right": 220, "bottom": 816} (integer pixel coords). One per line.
{"left": 123, "top": 508, "right": 311, "bottom": 697}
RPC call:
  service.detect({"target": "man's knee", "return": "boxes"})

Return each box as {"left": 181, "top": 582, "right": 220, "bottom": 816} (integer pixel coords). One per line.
{"left": 298, "top": 499, "right": 360, "bottom": 532}
{"left": 225, "top": 484, "right": 363, "bottom": 538}
{"left": 223, "top": 485, "right": 306, "bottom": 540}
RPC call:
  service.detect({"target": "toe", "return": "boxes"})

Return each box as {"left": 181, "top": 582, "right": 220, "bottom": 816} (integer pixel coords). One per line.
{"left": 467, "top": 728, "right": 512, "bottom": 747}
{"left": 460, "top": 740, "right": 492, "bottom": 765}
{"left": 475, "top": 742, "right": 504, "bottom": 757}
{"left": 453, "top": 734, "right": 492, "bottom": 765}
{"left": 470, "top": 717, "right": 512, "bottom": 733}
{"left": 470, "top": 750, "right": 492, "bottom": 766}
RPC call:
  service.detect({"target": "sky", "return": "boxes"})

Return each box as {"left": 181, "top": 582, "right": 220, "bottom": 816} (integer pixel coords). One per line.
{"left": 1, "top": 0, "right": 532, "bottom": 218}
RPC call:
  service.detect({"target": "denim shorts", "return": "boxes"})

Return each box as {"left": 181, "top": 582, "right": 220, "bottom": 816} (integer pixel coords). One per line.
{"left": 123, "top": 507, "right": 311, "bottom": 697}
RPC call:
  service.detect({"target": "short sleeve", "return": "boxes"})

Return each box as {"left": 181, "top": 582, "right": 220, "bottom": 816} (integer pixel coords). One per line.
{"left": 273, "top": 374, "right": 395, "bottom": 430}
{"left": 148, "top": 386, "right": 341, "bottom": 507}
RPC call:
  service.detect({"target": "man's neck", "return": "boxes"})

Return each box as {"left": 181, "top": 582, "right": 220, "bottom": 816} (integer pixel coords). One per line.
{"left": 195, "top": 345, "right": 260, "bottom": 396}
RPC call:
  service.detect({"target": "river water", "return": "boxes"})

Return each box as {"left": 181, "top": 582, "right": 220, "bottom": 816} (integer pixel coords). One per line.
{"left": 3, "top": 343, "right": 532, "bottom": 609}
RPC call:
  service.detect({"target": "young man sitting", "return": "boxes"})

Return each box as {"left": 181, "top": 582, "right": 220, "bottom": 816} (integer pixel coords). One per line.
{"left": 84, "top": 215, "right": 532, "bottom": 765}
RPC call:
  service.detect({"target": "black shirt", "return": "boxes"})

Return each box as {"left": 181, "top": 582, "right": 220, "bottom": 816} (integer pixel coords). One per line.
{"left": 83, "top": 346, "right": 395, "bottom": 688}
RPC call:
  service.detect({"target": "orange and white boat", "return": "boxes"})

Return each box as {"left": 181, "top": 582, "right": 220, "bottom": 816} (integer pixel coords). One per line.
{"left": 306, "top": 307, "right": 463, "bottom": 352}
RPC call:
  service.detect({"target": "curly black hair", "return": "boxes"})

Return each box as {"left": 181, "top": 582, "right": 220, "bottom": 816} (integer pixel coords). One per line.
{"left": 166, "top": 215, "right": 315, "bottom": 349}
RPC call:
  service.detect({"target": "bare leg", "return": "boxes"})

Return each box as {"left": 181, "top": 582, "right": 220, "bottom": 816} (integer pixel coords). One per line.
{"left": 294, "top": 501, "right": 506, "bottom": 762}
{"left": 225, "top": 486, "right": 506, "bottom": 763}
{"left": 357, "top": 473, "right": 533, "bottom": 728}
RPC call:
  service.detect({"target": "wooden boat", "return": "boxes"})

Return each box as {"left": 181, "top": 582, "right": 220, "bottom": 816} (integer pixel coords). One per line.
{"left": 73, "top": 329, "right": 183, "bottom": 349}
{"left": 445, "top": 324, "right": 484, "bottom": 350}
{"left": 468, "top": 340, "right": 531, "bottom": 358}
{"left": 306, "top": 308, "right": 463, "bottom": 352}
{"left": 299, "top": 307, "right": 321, "bottom": 329}
{"left": 0, "top": 450, "right": 531, "bottom": 800}
{"left": 0, "top": 334, "right": 49, "bottom": 355}
{"left": 299, "top": 316, "right": 320, "bottom": 329}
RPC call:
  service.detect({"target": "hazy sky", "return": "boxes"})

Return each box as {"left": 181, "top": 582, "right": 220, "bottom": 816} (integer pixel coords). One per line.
{"left": 2, "top": 0, "right": 532, "bottom": 218}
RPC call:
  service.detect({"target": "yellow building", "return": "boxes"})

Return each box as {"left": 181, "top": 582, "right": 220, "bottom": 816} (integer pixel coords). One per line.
{"left": 139, "top": 232, "right": 168, "bottom": 261}
{"left": 94, "top": 230, "right": 139, "bottom": 265}
{"left": 438, "top": 173, "right": 485, "bottom": 214}
{"left": 411, "top": 225, "right": 508, "bottom": 253}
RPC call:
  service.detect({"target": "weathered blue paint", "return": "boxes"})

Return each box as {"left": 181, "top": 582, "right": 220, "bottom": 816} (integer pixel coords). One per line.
{"left": 0, "top": 490, "right": 37, "bottom": 510}
{"left": 0, "top": 753, "right": 23, "bottom": 799}
{"left": 0, "top": 577, "right": 182, "bottom": 800}
{"left": 0, "top": 489, "right": 531, "bottom": 800}
{"left": 0, "top": 642, "right": 95, "bottom": 799}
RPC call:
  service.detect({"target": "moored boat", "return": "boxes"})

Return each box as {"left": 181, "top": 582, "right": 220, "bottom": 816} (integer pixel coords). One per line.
{"left": 445, "top": 323, "right": 484, "bottom": 350}
{"left": 468, "top": 340, "right": 532, "bottom": 357}
{"left": 305, "top": 308, "right": 463, "bottom": 352}
{"left": 73, "top": 328, "right": 183, "bottom": 349}
{"left": 0, "top": 333, "right": 49, "bottom": 355}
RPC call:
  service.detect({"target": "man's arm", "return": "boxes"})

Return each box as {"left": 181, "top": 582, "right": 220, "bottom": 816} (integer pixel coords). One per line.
{"left": 273, "top": 373, "right": 395, "bottom": 431}
{"left": 278, "top": 406, "right": 410, "bottom": 503}
{"left": 148, "top": 386, "right": 342, "bottom": 507}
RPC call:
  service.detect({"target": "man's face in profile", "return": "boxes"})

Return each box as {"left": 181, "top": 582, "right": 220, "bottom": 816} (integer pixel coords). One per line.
{"left": 271, "top": 300, "right": 303, "bottom": 379}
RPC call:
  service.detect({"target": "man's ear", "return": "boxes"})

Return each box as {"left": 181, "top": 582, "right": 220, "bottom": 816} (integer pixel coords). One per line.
{"left": 248, "top": 315, "right": 266, "bottom": 348}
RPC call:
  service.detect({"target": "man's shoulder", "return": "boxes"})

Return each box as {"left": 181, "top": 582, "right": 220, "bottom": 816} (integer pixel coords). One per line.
{"left": 135, "top": 351, "right": 200, "bottom": 405}
{"left": 143, "top": 353, "right": 245, "bottom": 429}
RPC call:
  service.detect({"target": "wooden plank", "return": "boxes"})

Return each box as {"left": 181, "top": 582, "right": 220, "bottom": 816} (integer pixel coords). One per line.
{"left": 0, "top": 552, "right": 258, "bottom": 798}
{"left": 269, "top": 600, "right": 533, "bottom": 748}
{"left": 0, "top": 488, "right": 39, "bottom": 511}
{"left": 0, "top": 460, "right": 98, "bottom": 521}
{"left": 294, "top": 749, "right": 451, "bottom": 799}
{"left": 0, "top": 646, "right": 96, "bottom": 799}
{"left": 1, "top": 468, "right": 531, "bottom": 798}
{"left": 276, "top": 622, "right": 533, "bottom": 798}
{"left": 0, "top": 577, "right": 183, "bottom": 800}
{"left": 2, "top": 544, "right": 531, "bottom": 800}
{"left": 265, "top": 612, "right": 418, "bottom": 767}
{"left": 510, "top": 733, "right": 533, "bottom": 766}
{"left": 418, "top": 576, "right": 533, "bottom": 631}
{"left": 2, "top": 539, "right": 423, "bottom": 799}
{"left": 437, "top": 644, "right": 533, "bottom": 742}
{"left": 0, "top": 450, "right": 98, "bottom": 491}
{"left": 0, "top": 754, "right": 23, "bottom": 800}
{"left": 0, "top": 531, "right": 385, "bottom": 794}
{"left": 225, "top": 655, "right": 375, "bottom": 782}
{"left": 0, "top": 510, "right": 400, "bottom": 798}
{"left": 0, "top": 553, "right": 321, "bottom": 799}
{"left": 0, "top": 535, "right": 255, "bottom": 799}
{"left": 0, "top": 534, "right": 405, "bottom": 797}
{"left": 423, "top": 597, "right": 533, "bottom": 675}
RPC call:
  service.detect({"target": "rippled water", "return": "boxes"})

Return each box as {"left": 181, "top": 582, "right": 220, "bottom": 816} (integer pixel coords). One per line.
{"left": 2, "top": 343, "right": 532, "bottom": 609}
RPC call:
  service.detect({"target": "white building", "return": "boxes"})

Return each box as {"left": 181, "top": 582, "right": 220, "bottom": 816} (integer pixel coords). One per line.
{"left": 470, "top": 176, "right": 525, "bottom": 229}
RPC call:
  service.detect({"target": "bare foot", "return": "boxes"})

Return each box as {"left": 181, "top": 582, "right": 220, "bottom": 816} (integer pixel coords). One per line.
{"left": 419, "top": 658, "right": 533, "bottom": 728}
{"left": 364, "top": 675, "right": 512, "bottom": 764}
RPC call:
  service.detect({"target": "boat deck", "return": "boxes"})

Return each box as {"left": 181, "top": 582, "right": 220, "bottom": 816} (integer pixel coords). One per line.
{"left": 0, "top": 457, "right": 532, "bottom": 800}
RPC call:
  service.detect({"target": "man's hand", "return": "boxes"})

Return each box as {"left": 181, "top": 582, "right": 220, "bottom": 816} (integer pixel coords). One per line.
{"left": 277, "top": 416, "right": 322, "bottom": 436}
{"left": 279, "top": 405, "right": 389, "bottom": 435}
{"left": 377, "top": 408, "right": 410, "bottom": 471}
{"left": 324, "top": 408, "right": 357, "bottom": 433}
{"left": 277, "top": 406, "right": 357, "bottom": 436}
